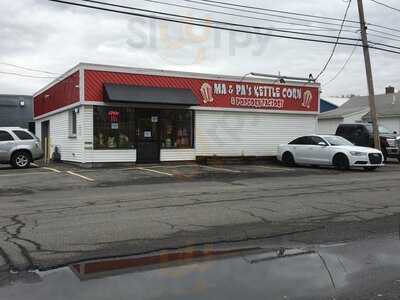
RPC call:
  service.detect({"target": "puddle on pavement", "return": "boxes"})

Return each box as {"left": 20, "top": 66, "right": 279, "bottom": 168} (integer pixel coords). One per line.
{"left": 1, "top": 236, "right": 400, "bottom": 299}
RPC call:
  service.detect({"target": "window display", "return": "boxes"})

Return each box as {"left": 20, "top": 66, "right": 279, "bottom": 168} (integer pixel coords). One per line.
{"left": 93, "top": 106, "right": 135, "bottom": 149}
{"left": 160, "top": 110, "right": 193, "bottom": 149}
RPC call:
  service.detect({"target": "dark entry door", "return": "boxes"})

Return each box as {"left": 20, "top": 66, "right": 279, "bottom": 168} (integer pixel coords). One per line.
{"left": 136, "top": 110, "right": 160, "bottom": 163}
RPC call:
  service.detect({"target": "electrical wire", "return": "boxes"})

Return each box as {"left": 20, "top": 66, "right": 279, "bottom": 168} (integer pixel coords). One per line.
{"left": 0, "top": 71, "right": 56, "bottom": 79}
{"left": 190, "top": 0, "right": 400, "bottom": 34}
{"left": 178, "top": 0, "right": 400, "bottom": 38}
{"left": 139, "top": 0, "right": 362, "bottom": 31}
{"left": 0, "top": 62, "right": 59, "bottom": 75}
{"left": 370, "top": 0, "right": 400, "bottom": 13}
{"left": 315, "top": 0, "right": 353, "bottom": 80}
{"left": 189, "top": 0, "right": 362, "bottom": 25}
{"left": 323, "top": 43, "right": 359, "bottom": 87}
{"left": 48, "top": 0, "right": 400, "bottom": 55}
{"left": 76, "top": 0, "right": 363, "bottom": 42}
{"left": 139, "top": 0, "right": 400, "bottom": 40}
{"left": 81, "top": 0, "right": 360, "bottom": 37}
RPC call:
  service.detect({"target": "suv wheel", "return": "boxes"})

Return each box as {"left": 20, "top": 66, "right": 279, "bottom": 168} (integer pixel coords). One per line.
{"left": 11, "top": 151, "right": 31, "bottom": 169}
{"left": 333, "top": 154, "right": 350, "bottom": 170}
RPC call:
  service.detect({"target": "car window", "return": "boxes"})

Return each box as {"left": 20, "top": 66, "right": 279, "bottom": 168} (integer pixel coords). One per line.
{"left": 12, "top": 130, "right": 35, "bottom": 140}
{"left": 309, "top": 136, "right": 326, "bottom": 145}
{"left": 289, "top": 137, "right": 309, "bottom": 145}
{"left": 0, "top": 130, "right": 14, "bottom": 141}
{"left": 341, "top": 125, "right": 354, "bottom": 137}
{"left": 324, "top": 136, "right": 354, "bottom": 146}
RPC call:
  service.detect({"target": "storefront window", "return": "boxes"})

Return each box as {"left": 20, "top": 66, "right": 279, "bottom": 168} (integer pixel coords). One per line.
{"left": 93, "top": 106, "right": 135, "bottom": 149}
{"left": 160, "top": 110, "right": 193, "bottom": 149}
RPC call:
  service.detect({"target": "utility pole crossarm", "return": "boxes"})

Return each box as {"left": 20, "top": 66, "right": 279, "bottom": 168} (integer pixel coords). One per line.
{"left": 357, "top": 0, "right": 381, "bottom": 151}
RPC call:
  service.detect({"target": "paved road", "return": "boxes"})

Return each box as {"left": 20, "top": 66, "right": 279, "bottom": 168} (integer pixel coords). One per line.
{"left": 0, "top": 162, "right": 400, "bottom": 271}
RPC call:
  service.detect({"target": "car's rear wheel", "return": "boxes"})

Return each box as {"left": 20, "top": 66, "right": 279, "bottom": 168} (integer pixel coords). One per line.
{"left": 11, "top": 151, "right": 31, "bottom": 169}
{"left": 282, "top": 152, "right": 295, "bottom": 167}
{"left": 333, "top": 154, "right": 350, "bottom": 170}
{"left": 364, "top": 166, "right": 378, "bottom": 171}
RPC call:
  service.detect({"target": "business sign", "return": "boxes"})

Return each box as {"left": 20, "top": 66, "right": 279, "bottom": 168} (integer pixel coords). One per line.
{"left": 85, "top": 70, "right": 319, "bottom": 113}
{"left": 199, "top": 81, "right": 318, "bottom": 112}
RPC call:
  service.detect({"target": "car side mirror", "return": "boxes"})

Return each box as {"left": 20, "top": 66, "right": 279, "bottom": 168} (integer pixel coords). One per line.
{"left": 318, "top": 142, "right": 328, "bottom": 146}
{"left": 394, "top": 131, "right": 398, "bottom": 135}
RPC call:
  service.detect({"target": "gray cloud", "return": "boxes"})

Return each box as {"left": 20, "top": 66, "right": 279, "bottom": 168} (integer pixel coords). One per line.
{"left": 0, "top": 0, "right": 399, "bottom": 97}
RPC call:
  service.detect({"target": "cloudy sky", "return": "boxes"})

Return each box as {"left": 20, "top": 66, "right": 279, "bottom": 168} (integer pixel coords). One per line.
{"left": 1, "top": 0, "right": 400, "bottom": 97}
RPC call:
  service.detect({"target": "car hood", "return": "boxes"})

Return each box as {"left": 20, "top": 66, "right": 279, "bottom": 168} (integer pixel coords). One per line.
{"left": 332, "top": 145, "right": 381, "bottom": 153}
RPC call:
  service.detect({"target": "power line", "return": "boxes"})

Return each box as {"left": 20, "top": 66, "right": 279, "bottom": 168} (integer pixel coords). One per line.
{"left": 48, "top": 0, "right": 400, "bottom": 55}
{"left": 189, "top": 0, "right": 362, "bottom": 25}
{"left": 190, "top": 0, "right": 400, "bottom": 34}
{"left": 315, "top": 0, "right": 353, "bottom": 80}
{"left": 81, "top": 0, "right": 360, "bottom": 38}
{"left": 77, "top": 0, "right": 363, "bottom": 42}
{"left": 323, "top": 43, "right": 359, "bottom": 87}
{"left": 0, "top": 62, "right": 59, "bottom": 75}
{"left": 138, "top": 0, "right": 400, "bottom": 42}
{"left": 140, "top": 0, "right": 362, "bottom": 31}
{"left": 370, "top": 0, "right": 400, "bottom": 13}
{"left": 0, "top": 71, "right": 56, "bottom": 79}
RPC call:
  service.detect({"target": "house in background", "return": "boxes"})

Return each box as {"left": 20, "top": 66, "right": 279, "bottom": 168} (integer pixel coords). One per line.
{"left": 318, "top": 87, "right": 400, "bottom": 134}
{"left": 0, "top": 94, "right": 34, "bottom": 132}
{"left": 320, "top": 97, "right": 349, "bottom": 113}
{"left": 320, "top": 99, "right": 338, "bottom": 113}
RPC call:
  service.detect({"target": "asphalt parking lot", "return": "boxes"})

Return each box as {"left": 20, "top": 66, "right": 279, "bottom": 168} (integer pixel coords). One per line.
{"left": 0, "top": 160, "right": 399, "bottom": 191}
{"left": 0, "top": 161, "right": 346, "bottom": 189}
{"left": 1, "top": 159, "right": 400, "bottom": 271}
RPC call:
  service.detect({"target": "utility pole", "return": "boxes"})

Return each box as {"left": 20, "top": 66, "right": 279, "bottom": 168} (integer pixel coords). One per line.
{"left": 357, "top": 0, "right": 381, "bottom": 150}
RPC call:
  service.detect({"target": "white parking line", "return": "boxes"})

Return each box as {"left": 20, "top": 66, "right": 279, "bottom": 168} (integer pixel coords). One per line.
{"left": 256, "top": 165, "right": 296, "bottom": 171}
{"left": 136, "top": 167, "right": 174, "bottom": 177}
{"left": 42, "top": 167, "right": 62, "bottom": 173}
{"left": 151, "top": 164, "right": 199, "bottom": 169}
{"left": 0, "top": 171, "right": 53, "bottom": 177}
{"left": 66, "top": 171, "right": 95, "bottom": 182}
{"left": 200, "top": 165, "right": 241, "bottom": 173}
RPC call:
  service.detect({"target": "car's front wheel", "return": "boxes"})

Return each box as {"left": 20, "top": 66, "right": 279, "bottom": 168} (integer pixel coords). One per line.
{"left": 282, "top": 152, "right": 295, "bottom": 167}
{"left": 333, "top": 153, "right": 350, "bottom": 170}
{"left": 11, "top": 151, "right": 31, "bottom": 169}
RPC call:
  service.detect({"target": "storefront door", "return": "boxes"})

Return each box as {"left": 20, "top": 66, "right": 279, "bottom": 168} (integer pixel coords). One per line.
{"left": 136, "top": 110, "right": 160, "bottom": 163}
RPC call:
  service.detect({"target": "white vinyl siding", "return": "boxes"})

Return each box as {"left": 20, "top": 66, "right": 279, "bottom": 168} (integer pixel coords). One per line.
{"left": 83, "top": 106, "right": 137, "bottom": 163}
{"left": 160, "top": 149, "right": 196, "bottom": 161}
{"left": 318, "top": 118, "right": 342, "bottom": 135}
{"left": 195, "top": 110, "right": 317, "bottom": 157}
{"left": 35, "top": 108, "right": 84, "bottom": 162}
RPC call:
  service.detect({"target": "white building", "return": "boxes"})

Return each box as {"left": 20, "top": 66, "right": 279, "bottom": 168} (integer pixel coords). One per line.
{"left": 33, "top": 63, "right": 320, "bottom": 166}
{"left": 318, "top": 89, "right": 400, "bottom": 135}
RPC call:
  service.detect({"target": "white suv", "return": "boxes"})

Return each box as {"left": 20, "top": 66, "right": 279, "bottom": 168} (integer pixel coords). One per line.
{"left": 0, "top": 127, "right": 43, "bottom": 168}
